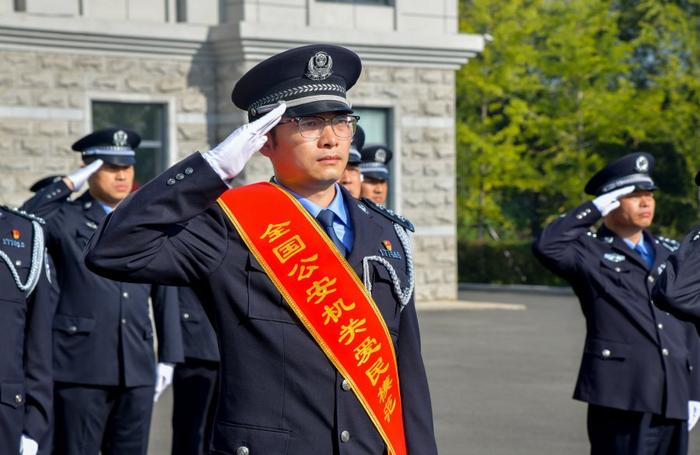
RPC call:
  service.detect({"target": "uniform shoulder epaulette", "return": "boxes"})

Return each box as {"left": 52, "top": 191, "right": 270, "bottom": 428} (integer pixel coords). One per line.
{"left": 361, "top": 198, "right": 414, "bottom": 232}
{"left": 657, "top": 235, "right": 679, "bottom": 251}
{"left": 1, "top": 206, "right": 45, "bottom": 225}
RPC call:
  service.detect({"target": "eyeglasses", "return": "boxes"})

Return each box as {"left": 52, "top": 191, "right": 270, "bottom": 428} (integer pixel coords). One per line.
{"left": 278, "top": 115, "right": 360, "bottom": 139}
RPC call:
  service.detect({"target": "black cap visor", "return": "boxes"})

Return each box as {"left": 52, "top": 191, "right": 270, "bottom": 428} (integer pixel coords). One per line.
{"left": 84, "top": 154, "right": 135, "bottom": 167}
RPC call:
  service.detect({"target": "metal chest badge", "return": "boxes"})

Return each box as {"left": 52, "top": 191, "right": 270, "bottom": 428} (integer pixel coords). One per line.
{"left": 603, "top": 253, "right": 626, "bottom": 263}
{"left": 3, "top": 228, "right": 25, "bottom": 248}
{"left": 305, "top": 51, "right": 333, "bottom": 81}
{"left": 379, "top": 240, "right": 401, "bottom": 260}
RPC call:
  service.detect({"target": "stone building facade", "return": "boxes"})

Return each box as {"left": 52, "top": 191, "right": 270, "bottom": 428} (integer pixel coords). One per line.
{"left": 0, "top": 0, "right": 483, "bottom": 301}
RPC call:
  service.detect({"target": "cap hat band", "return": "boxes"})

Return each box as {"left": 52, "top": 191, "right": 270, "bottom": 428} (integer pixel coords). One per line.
{"left": 250, "top": 83, "right": 346, "bottom": 114}
{"left": 83, "top": 146, "right": 135, "bottom": 157}
{"left": 359, "top": 162, "right": 389, "bottom": 174}
{"left": 600, "top": 174, "right": 654, "bottom": 194}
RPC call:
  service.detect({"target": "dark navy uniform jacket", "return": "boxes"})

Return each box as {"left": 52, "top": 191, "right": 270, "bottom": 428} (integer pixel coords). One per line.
{"left": 177, "top": 287, "right": 219, "bottom": 362}
{"left": 533, "top": 201, "right": 700, "bottom": 420}
{"left": 22, "top": 182, "right": 184, "bottom": 387}
{"left": 84, "top": 152, "right": 437, "bottom": 455}
{"left": 652, "top": 224, "right": 700, "bottom": 335}
{"left": 0, "top": 207, "right": 55, "bottom": 450}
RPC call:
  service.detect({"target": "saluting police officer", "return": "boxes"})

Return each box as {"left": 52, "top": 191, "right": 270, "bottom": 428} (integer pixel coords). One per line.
{"left": 85, "top": 44, "right": 437, "bottom": 455}
{"left": 359, "top": 145, "right": 392, "bottom": 206}
{"left": 170, "top": 287, "right": 220, "bottom": 455}
{"left": 339, "top": 125, "right": 364, "bottom": 198}
{"left": 0, "top": 206, "right": 55, "bottom": 455}
{"left": 533, "top": 152, "right": 700, "bottom": 454}
{"left": 22, "top": 128, "right": 184, "bottom": 455}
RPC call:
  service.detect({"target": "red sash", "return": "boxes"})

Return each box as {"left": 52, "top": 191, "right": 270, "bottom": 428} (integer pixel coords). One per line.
{"left": 218, "top": 182, "right": 407, "bottom": 455}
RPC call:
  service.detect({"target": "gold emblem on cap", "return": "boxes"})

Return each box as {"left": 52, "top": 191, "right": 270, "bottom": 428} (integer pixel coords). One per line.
{"left": 113, "top": 130, "right": 128, "bottom": 147}
{"left": 305, "top": 51, "right": 333, "bottom": 81}
{"left": 634, "top": 156, "right": 649, "bottom": 173}
{"left": 375, "top": 148, "right": 387, "bottom": 163}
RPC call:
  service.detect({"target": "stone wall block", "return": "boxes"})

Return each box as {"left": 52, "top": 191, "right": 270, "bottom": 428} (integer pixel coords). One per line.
{"left": 157, "top": 75, "right": 187, "bottom": 93}
{"left": 418, "top": 70, "right": 443, "bottom": 84}
{"left": 180, "top": 94, "right": 207, "bottom": 112}
{"left": 0, "top": 120, "right": 32, "bottom": 136}
{"left": 40, "top": 55, "right": 76, "bottom": 70}
{"left": 35, "top": 92, "right": 67, "bottom": 107}
{"left": 0, "top": 90, "right": 32, "bottom": 106}
{"left": 68, "top": 93, "right": 84, "bottom": 109}
{"left": 423, "top": 101, "right": 448, "bottom": 116}
{"left": 366, "top": 67, "right": 391, "bottom": 83}
{"left": 177, "top": 124, "right": 206, "bottom": 142}
{"left": 56, "top": 73, "right": 85, "bottom": 90}
{"left": 19, "top": 72, "right": 53, "bottom": 89}
{"left": 76, "top": 57, "right": 105, "bottom": 71}
{"left": 35, "top": 121, "right": 68, "bottom": 137}
{"left": 108, "top": 59, "right": 135, "bottom": 73}
{"left": 393, "top": 68, "right": 415, "bottom": 83}
{"left": 124, "top": 77, "right": 153, "bottom": 92}
{"left": 91, "top": 76, "right": 122, "bottom": 91}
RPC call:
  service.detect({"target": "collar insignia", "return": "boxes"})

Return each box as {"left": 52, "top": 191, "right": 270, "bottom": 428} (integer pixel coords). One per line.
{"left": 604, "top": 253, "right": 626, "bottom": 263}
{"left": 305, "top": 51, "right": 333, "bottom": 81}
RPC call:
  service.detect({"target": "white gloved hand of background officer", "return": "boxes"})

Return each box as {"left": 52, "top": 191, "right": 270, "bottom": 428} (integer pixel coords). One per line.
{"left": 19, "top": 434, "right": 38, "bottom": 455}
{"left": 202, "top": 102, "right": 286, "bottom": 182}
{"left": 153, "top": 362, "right": 175, "bottom": 402}
{"left": 63, "top": 159, "right": 104, "bottom": 192}
{"left": 592, "top": 185, "right": 636, "bottom": 217}
{"left": 689, "top": 400, "right": 700, "bottom": 431}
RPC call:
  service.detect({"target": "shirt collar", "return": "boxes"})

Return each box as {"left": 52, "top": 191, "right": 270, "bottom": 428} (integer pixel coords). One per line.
{"left": 623, "top": 236, "right": 648, "bottom": 253}
{"left": 274, "top": 180, "right": 350, "bottom": 227}
{"left": 97, "top": 201, "right": 114, "bottom": 215}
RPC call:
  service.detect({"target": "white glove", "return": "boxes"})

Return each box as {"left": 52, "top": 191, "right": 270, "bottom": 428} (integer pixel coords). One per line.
{"left": 65, "top": 159, "right": 104, "bottom": 192}
{"left": 19, "top": 434, "right": 38, "bottom": 455}
{"left": 153, "top": 362, "right": 175, "bottom": 402}
{"left": 689, "top": 400, "right": 700, "bottom": 431}
{"left": 592, "top": 185, "right": 636, "bottom": 216}
{"left": 202, "top": 102, "right": 286, "bottom": 182}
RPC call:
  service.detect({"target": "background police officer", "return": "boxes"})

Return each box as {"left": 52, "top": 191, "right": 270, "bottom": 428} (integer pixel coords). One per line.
{"left": 0, "top": 206, "right": 55, "bottom": 455}
{"left": 359, "top": 145, "right": 392, "bottom": 206}
{"left": 85, "top": 44, "right": 438, "bottom": 455}
{"left": 170, "top": 287, "right": 219, "bottom": 455}
{"left": 533, "top": 152, "right": 700, "bottom": 454}
{"left": 339, "top": 125, "right": 364, "bottom": 198}
{"left": 22, "top": 128, "right": 183, "bottom": 455}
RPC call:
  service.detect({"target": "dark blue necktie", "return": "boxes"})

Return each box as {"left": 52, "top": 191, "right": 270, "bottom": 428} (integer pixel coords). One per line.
{"left": 634, "top": 243, "right": 653, "bottom": 270}
{"left": 316, "top": 209, "right": 346, "bottom": 257}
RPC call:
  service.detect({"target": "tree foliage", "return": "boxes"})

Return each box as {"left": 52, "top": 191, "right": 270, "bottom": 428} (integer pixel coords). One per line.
{"left": 457, "top": 0, "right": 700, "bottom": 242}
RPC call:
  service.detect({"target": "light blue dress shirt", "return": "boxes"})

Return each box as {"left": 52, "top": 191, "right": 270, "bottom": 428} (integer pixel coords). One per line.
{"left": 278, "top": 182, "right": 354, "bottom": 253}
{"left": 623, "top": 236, "right": 654, "bottom": 270}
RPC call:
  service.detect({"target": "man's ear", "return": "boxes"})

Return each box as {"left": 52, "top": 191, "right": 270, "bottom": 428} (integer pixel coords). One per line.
{"left": 259, "top": 132, "right": 274, "bottom": 157}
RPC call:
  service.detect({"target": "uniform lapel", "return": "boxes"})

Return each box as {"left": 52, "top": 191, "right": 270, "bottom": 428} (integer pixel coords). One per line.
{"left": 598, "top": 225, "right": 648, "bottom": 271}
{"left": 343, "top": 190, "right": 384, "bottom": 277}
{"left": 77, "top": 191, "right": 107, "bottom": 225}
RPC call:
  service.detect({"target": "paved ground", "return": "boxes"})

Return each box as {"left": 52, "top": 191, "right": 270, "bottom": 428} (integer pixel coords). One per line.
{"left": 148, "top": 290, "right": 700, "bottom": 454}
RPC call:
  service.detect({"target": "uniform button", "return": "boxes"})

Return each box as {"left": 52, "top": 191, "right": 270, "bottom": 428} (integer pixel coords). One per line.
{"left": 658, "top": 323, "right": 664, "bottom": 330}
{"left": 175, "top": 173, "right": 185, "bottom": 180}
{"left": 614, "top": 267, "right": 621, "bottom": 272}
{"left": 662, "top": 348, "right": 669, "bottom": 356}
{"left": 691, "top": 365, "right": 695, "bottom": 372}
{"left": 341, "top": 379, "right": 351, "bottom": 391}
{"left": 340, "top": 430, "right": 351, "bottom": 443}
{"left": 15, "top": 393, "right": 23, "bottom": 404}
{"left": 184, "top": 167, "right": 194, "bottom": 175}
{"left": 601, "top": 349, "right": 611, "bottom": 358}
{"left": 68, "top": 325, "right": 77, "bottom": 333}
{"left": 121, "top": 318, "right": 127, "bottom": 325}
{"left": 648, "top": 276, "right": 655, "bottom": 283}
{"left": 235, "top": 447, "right": 249, "bottom": 455}
{"left": 167, "top": 178, "right": 176, "bottom": 186}
{"left": 183, "top": 313, "right": 190, "bottom": 320}
{"left": 122, "top": 292, "right": 129, "bottom": 298}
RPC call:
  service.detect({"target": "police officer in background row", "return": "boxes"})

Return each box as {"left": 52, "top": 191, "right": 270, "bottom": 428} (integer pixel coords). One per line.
{"left": 85, "top": 44, "right": 437, "bottom": 455}
{"left": 653, "top": 169, "right": 700, "bottom": 336}
{"left": 0, "top": 206, "right": 55, "bottom": 455}
{"left": 359, "top": 145, "right": 392, "bottom": 206}
{"left": 22, "top": 128, "right": 184, "bottom": 455}
{"left": 339, "top": 125, "right": 364, "bottom": 198}
{"left": 533, "top": 152, "right": 700, "bottom": 454}
{"left": 171, "top": 287, "right": 220, "bottom": 455}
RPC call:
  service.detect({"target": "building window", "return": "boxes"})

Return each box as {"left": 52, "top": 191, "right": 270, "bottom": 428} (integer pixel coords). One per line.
{"left": 91, "top": 101, "right": 167, "bottom": 186}
{"left": 176, "top": 0, "right": 187, "bottom": 22}
{"left": 13, "top": 0, "right": 26, "bottom": 12}
{"left": 354, "top": 107, "right": 394, "bottom": 206}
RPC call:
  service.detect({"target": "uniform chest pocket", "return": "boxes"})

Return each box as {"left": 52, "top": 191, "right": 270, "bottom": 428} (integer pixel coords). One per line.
{"left": 246, "top": 255, "right": 298, "bottom": 325}
{"left": 75, "top": 224, "right": 97, "bottom": 249}
{"left": 600, "top": 260, "right": 631, "bottom": 274}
